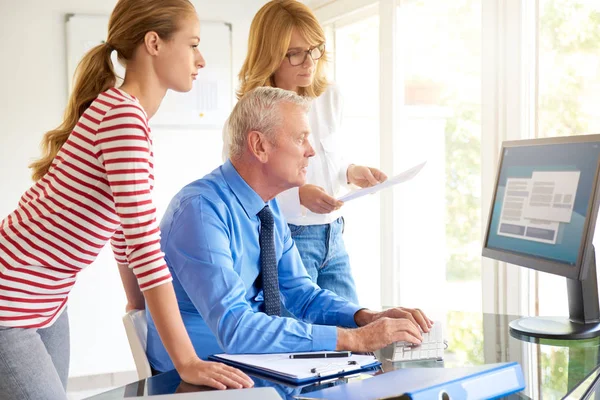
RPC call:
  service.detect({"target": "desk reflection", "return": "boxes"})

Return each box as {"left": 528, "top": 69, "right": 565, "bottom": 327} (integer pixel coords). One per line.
{"left": 87, "top": 311, "right": 600, "bottom": 399}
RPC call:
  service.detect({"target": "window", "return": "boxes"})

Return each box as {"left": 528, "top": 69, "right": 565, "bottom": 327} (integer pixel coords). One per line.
{"left": 536, "top": 0, "right": 600, "bottom": 317}
{"left": 394, "top": 0, "right": 482, "bottom": 313}
{"left": 319, "top": 0, "right": 482, "bottom": 313}
{"left": 329, "top": 11, "right": 382, "bottom": 310}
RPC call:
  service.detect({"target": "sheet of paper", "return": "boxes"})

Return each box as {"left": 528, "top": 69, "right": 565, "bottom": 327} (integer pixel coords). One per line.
{"left": 214, "top": 352, "right": 378, "bottom": 380}
{"left": 337, "top": 161, "right": 427, "bottom": 202}
{"left": 497, "top": 178, "right": 559, "bottom": 244}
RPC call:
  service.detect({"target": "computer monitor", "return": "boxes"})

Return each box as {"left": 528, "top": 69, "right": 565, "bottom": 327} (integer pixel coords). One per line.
{"left": 482, "top": 134, "right": 600, "bottom": 340}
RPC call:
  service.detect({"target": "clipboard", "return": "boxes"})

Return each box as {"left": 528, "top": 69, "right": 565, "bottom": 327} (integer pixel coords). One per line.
{"left": 208, "top": 352, "right": 381, "bottom": 385}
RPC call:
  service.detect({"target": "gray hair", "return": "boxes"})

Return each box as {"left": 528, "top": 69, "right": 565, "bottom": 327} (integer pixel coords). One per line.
{"left": 228, "top": 87, "right": 311, "bottom": 159}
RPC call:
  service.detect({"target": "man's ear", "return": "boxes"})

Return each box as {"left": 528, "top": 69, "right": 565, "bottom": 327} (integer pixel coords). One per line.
{"left": 247, "top": 131, "right": 271, "bottom": 163}
{"left": 143, "top": 31, "right": 161, "bottom": 55}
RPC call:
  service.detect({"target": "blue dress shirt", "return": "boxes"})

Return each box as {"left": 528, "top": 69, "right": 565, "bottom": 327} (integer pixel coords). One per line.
{"left": 146, "top": 160, "right": 362, "bottom": 372}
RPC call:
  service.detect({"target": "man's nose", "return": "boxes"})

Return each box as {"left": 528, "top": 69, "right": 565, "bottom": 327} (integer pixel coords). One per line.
{"left": 306, "top": 141, "right": 315, "bottom": 157}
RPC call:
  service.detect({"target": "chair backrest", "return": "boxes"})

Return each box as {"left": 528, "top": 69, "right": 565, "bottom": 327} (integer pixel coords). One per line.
{"left": 122, "top": 309, "right": 152, "bottom": 380}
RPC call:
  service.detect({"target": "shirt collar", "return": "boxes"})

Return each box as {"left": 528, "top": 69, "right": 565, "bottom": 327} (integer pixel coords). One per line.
{"left": 222, "top": 159, "right": 267, "bottom": 219}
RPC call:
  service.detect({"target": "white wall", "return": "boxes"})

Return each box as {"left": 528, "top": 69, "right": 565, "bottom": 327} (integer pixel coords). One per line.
{"left": 0, "top": 0, "right": 270, "bottom": 378}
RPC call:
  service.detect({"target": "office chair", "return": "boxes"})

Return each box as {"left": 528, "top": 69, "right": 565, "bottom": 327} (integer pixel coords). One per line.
{"left": 122, "top": 309, "right": 152, "bottom": 380}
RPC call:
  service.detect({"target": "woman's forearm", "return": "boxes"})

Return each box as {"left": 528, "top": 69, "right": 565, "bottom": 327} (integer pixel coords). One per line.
{"left": 143, "top": 282, "right": 197, "bottom": 369}
{"left": 117, "top": 263, "right": 146, "bottom": 310}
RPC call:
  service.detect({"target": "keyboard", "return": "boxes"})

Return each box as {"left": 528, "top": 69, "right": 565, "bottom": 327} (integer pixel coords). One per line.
{"left": 391, "top": 321, "right": 446, "bottom": 362}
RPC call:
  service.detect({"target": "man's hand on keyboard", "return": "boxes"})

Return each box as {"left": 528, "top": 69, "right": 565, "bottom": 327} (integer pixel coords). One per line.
{"left": 336, "top": 317, "right": 423, "bottom": 353}
{"left": 354, "top": 307, "right": 433, "bottom": 333}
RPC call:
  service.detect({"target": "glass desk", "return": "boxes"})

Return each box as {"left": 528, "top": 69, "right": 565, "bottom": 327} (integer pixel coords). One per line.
{"left": 87, "top": 311, "right": 600, "bottom": 399}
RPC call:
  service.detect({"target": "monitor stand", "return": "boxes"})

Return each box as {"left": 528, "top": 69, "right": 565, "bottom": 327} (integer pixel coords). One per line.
{"left": 509, "top": 245, "right": 600, "bottom": 340}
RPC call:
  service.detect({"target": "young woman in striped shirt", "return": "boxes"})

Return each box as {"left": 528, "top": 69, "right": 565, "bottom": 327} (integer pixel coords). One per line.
{"left": 0, "top": 0, "right": 253, "bottom": 398}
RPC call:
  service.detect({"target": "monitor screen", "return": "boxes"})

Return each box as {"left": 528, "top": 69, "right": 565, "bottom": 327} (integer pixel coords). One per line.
{"left": 486, "top": 140, "right": 600, "bottom": 266}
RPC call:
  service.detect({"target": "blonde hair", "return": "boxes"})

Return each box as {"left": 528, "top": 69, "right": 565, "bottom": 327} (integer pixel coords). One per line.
{"left": 228, "top": 87, "right": 310, "bottom": 159}
{"left": 237, "top": 0, "right": 328, "bottom": 100}
{"left": 29, "top": 0, "right": 196, "bottom": 181}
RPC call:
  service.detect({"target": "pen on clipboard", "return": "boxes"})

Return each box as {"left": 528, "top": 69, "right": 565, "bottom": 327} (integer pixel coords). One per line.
{"left": 289, "top": 351, "right": 351, "bottom": 359}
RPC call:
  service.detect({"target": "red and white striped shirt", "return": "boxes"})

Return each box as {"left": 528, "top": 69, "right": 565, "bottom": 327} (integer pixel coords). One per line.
{"left": 0, "top": 88, "right": 172, "bottom": 328}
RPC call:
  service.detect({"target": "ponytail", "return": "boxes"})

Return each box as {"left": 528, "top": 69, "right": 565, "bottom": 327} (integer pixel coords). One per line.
{"left": 30, "top": 0, "right": 197, "bottom": 181}
{"left": 29, "top": 43, "right": 116, "bottom": 181}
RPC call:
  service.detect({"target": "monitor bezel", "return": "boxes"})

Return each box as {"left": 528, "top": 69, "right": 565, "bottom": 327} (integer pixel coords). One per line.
{"left": 482, "top": 134, "right": 600, "bottom": 281}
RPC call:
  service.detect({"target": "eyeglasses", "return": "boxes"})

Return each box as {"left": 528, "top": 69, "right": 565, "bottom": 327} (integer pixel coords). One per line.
{"left": 286, "top": 43, "right": 325, "bottom": 66}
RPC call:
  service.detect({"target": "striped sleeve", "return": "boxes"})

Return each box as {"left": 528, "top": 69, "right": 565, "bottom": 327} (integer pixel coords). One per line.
{"left": 110, "top": 229, "right": 128, "bottom": 265}
{"left": 95, "top": 104, "right": 171, "bottom": 291}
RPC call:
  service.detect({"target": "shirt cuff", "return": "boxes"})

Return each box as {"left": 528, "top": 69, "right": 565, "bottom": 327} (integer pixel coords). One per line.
{"left": 336, "top": 303, "right": 362, "bottom": 328}
{"left": 311, "top": 324, "right": 338, "bottom": 351}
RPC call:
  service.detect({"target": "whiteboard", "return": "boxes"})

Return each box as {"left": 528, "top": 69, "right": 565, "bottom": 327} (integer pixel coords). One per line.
{"left": 65, "top": 14, "right": 233, "bottom": 128}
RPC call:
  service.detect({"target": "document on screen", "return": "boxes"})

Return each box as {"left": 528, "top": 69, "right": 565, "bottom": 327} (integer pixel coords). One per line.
{"left": 495, "top": 170, "right": 580, "bottom": 245}
{"left": 522, "top": 171, "right": 580, "bottom": 223}
{"left": 497, "top": 178, "right": 560, "bottom": 244}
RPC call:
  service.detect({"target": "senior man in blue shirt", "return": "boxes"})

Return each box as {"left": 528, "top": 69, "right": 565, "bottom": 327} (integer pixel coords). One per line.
{"left": 146, "top": 87, "right": 433, "bottom": 373}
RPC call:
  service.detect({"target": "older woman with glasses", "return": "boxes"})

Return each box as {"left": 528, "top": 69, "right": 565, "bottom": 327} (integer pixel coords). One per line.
{"left": 223, "top": 0, "right": 387, "bottom": 311}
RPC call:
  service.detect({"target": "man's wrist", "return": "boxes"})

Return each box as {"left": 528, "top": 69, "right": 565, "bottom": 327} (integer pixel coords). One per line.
{"left": 354, "top": 308, "right": 377, "bottom": 326}
{"left": 336, "top": 327, "right": 354, "bottom": 351}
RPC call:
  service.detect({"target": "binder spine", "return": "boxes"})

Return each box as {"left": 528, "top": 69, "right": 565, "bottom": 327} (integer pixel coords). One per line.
{"left": 411, "top": 363, "right": 526, "bottom": 400}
